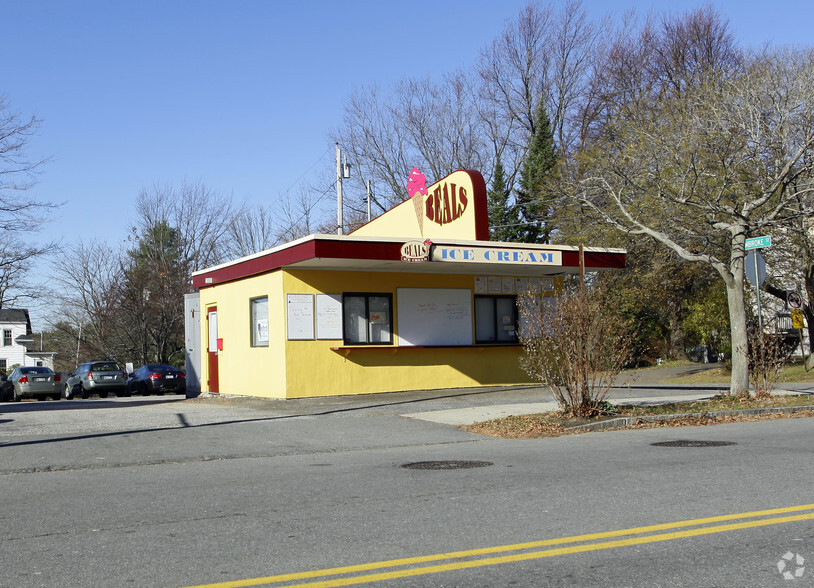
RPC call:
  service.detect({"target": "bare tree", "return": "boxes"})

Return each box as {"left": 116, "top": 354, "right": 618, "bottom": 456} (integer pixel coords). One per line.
{"left": 0, "top": 95, "right": 59, "bottom": 307}
{"left": 135, "top": 180, "right": 236, "bottom": 273}
{"left": 0, "top": 241, "right": 55, "bottom": 308}
{"left": 222, "top": 204, "right": 279, "bottom": 259}
{"left": 559, "top": 44, "right": 814, "bottom": 395}
{"left": 50, "top": 240, "right": 126, "bottom": 363}
{"left": 0, "top": 96, "right": 53, "bottom": 213}
{"left": 333, "top": 71, "right": 490, "bottom": 215}
{"left": 332, "top": 1, "right": 609, "bottom": 221}
{"left": 274, "top": 185, "right": 326, "bottom": 243}
{"left": 477, "top": 0, "right": 609, "bottom": 180}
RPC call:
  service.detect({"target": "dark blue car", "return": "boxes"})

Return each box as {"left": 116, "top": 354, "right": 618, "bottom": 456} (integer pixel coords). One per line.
{"left": 126, "top": 364, "right": 186, "bottom": 396}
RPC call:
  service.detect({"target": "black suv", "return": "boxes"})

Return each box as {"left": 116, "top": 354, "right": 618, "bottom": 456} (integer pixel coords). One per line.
{"left": 63, "top": 361, "right": 129, "bottom": 399}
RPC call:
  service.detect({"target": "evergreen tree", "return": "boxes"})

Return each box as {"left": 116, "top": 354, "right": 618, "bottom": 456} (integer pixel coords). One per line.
{"left": 119, "top": 220, "right": 188, "bottom": 365}
{"left": 515, "top": 99, "right": 557, "bottom": 243}
{"left": 487, "top": 156, "right": 519, "bottom": 242}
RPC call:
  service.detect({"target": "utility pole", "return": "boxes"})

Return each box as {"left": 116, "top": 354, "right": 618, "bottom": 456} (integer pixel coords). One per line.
{"left": 75, "top": 323, "right": 82, "bottom": 366}
{"left": 335, "top": 143, "right": 351, "bottom": 235}
{"left": 336, "top": 143, "right": 343, "bottom": 235}
{"left": 366, "top": 180, "right": 372, "bottom": 223}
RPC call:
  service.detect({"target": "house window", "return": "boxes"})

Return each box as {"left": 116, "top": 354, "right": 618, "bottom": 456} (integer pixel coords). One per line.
{"left": 250, "top": 297, "right": 269, "bottom": 347}
{"left": 0, "top": 359, "right": 6, "bottom": 373}
{"left": 342, "top": 293, "right": 393, "bottom": 345}
{"left": 3, "top": 330, "right": 11, "bottom": 346}
{"left": 475, "top": 295, "right": 518, "bottom": 343}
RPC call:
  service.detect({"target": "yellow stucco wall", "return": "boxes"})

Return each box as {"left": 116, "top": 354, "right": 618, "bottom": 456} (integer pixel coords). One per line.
{"left": 199, "top": 271, "right": 287, "bottom": 397}
{"left": 199, "top": 268, "right": 542, "bottom": 399}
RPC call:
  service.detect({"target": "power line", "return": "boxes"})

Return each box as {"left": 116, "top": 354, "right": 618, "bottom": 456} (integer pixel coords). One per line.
{"left": 279, "top": 146, "right": 333, "bottom": 198}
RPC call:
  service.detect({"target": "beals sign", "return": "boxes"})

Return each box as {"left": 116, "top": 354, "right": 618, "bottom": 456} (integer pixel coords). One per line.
{"left": 400, "top": 240, "right": 431, "bottom": 263}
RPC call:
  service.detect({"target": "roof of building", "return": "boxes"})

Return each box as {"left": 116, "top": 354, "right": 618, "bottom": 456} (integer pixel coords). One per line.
{"left": 191, "top": 169, "right": 626, "bottom": 289}
{"left": 0, "top": 309, "right": 32, "bottom": 333}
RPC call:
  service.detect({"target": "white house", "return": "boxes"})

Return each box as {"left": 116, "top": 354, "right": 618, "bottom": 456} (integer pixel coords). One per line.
{"left": 0, "top": 309, "right": 56, "bottom": 372}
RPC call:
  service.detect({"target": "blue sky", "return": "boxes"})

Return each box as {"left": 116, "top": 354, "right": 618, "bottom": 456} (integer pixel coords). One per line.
{"left": 4, "top": 0, "right": 814, "bottom": 325}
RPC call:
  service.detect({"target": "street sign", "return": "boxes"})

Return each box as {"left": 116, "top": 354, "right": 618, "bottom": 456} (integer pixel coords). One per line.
{"left": 745, "top": 235, "right": 772, "bottom": 250}
{"left": 791, "top": 309, "right": 805, "bottom": 329}
{"left": 745, "top": 251, "right": 766, "bottom": 286}
{"left": 787, "top": 290, "right": 803, "bottom": 309}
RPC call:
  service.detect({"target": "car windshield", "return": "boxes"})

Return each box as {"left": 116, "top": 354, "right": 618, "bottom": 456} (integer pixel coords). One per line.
{"left": 92, "top": 363, "right": 120, "bottom": 372}
{"left": 146, "top": 364, "right": 175, "bottom": 373}
{"left": 20, "top": 367, "right": 53, "bottom": 374}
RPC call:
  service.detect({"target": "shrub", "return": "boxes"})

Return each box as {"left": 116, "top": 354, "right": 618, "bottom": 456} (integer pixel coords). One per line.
{"left": 519, "top": 285, "right": 636, "bottom": 417}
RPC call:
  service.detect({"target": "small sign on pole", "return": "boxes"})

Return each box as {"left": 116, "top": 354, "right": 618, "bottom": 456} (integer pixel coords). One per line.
{"left": 791, "top": 309, "right": 805, "bottom": 330}
{"left": 787, "top": 291, "right": 803, "bottom": 310}
{"left": 745, "top": 251, "right": 766, "bottom": 286}
{"left": 744, "top": 235, "right": 772, "bottom": 250}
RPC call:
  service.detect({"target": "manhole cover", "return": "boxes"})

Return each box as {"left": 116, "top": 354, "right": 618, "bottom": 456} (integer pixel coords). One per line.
{"left": 651, "top": 440, "right": 737, "bottom": 447}
{"left": 401, "top": 460, "right": 494, "bottom": 470}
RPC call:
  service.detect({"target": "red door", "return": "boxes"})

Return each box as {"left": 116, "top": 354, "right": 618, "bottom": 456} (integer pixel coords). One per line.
{"left": 207, "top": 307, "right": 219, "bottom": 393}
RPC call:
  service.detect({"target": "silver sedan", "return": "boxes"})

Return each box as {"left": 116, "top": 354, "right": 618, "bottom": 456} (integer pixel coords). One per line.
{"left": 1, "top": 366, "right": 63, "bottom": 401}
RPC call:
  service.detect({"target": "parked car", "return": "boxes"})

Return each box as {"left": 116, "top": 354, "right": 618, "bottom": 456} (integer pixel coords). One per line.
{"left": 64, "top": 361, "right": 128, "bottom": 399}
{"left": 1, "top": 366, "right": 63, "bottom": 402}
{"left": 126, "top": 364, "right": 186, "bottom": 396}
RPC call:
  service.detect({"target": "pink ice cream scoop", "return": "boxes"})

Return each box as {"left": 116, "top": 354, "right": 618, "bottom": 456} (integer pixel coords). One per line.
{"left": 406, "top": 168, "right": 428, "bottom": 198}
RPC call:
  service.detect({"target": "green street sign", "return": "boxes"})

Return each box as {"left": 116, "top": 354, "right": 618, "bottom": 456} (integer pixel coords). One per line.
{"left": 745, "top": 235, "right": 771, "bottom": 250}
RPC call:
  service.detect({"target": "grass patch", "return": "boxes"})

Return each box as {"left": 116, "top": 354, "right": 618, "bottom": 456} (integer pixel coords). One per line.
{"left": 623, "top": 359, "right": 814, "bottom": 384}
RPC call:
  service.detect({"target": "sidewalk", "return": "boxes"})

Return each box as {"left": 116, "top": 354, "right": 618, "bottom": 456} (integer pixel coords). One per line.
{"left": 401, "top": 363, "right": 814, "bottom": 426}
{"left": 404, "top": 390, "right": 721, "bottom": 426}
{"left": 192, "top": 363, "right": 813, "bottom": 428}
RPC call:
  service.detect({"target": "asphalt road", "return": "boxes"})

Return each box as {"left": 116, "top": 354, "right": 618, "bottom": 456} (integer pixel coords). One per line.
{"left": 2, "top": 386, "right": 814, "bottom": 587}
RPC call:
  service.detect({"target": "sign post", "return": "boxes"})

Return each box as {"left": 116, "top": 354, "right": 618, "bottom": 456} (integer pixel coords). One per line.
{"left": 745, "top": 236, "right": 771, "bottom": 331}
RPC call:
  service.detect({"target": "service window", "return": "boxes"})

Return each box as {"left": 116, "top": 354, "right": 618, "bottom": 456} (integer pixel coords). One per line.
{"left": 343, "top": 293, "right": 393, "bottom": 345}
{"left": 474, "top": 295, "right": 518, "bottom": 343}
{"left": 250, "top": 296, "right": 269, "bottom": 347}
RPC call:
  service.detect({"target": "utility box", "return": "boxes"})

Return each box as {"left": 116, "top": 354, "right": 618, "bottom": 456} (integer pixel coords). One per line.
{"left": 184, "top": 292, "right": 201, "bottom": 397}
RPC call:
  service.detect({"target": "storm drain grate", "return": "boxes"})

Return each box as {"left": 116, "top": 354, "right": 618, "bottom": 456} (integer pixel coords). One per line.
{"left": 401, "top": 460, "right": 494, "bottom": 470}
{"left": 651, "top": 440, "right": 737, "bottom": 448}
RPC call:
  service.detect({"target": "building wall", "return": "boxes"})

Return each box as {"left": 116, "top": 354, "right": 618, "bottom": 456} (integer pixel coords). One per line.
{"left": 0, "top": 323, "right": 30, "bottom": 371}
{"left": 200, "top": 270, "right": 287, "bottom": 397}
{"left": 184, "top": 292, "right": 201, "bottom": 395}
{"left": 199, "top": 267, "right": 544, "bottom": 399}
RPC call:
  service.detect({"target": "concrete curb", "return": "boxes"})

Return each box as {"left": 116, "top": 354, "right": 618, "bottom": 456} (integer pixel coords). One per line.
{"left": 566, "top": 404, "right": 814, "bottom": 432}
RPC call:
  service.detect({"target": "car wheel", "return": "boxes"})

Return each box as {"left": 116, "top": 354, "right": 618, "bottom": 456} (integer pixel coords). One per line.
{"left": 79, "top": 384, "right": 89, "bottom": 399}
{"left": 63, "top": 384, "right": 74, "bottom": 400}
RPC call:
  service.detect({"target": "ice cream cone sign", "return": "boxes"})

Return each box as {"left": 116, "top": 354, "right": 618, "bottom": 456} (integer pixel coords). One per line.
{"left": 406, "top": 168, "right": 428, "bottom": 236}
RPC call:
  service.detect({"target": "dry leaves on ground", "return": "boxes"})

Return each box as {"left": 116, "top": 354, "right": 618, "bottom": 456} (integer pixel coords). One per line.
{"left": 462, "top": 408, "right": 814, "bottom": 439}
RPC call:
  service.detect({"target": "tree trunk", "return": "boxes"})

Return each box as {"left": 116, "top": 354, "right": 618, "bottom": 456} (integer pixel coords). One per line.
{"left": 726, "top": 280, "right": 750, "bottom": 395}
{"left": 723, "top": 241, "right": 750, "bottom": 396}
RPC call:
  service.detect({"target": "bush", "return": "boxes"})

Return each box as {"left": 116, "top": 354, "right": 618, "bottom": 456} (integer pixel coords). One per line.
{"left": 747, "top": 329, "right": 788, "bottom": 398}
{"left": 519, "top": 285, "right": 636, "bottom": 417}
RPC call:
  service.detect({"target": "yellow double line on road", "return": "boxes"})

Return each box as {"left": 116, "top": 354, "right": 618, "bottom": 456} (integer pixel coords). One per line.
{"left": 188, "top": 503, "right": 814, "bottom": 588}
